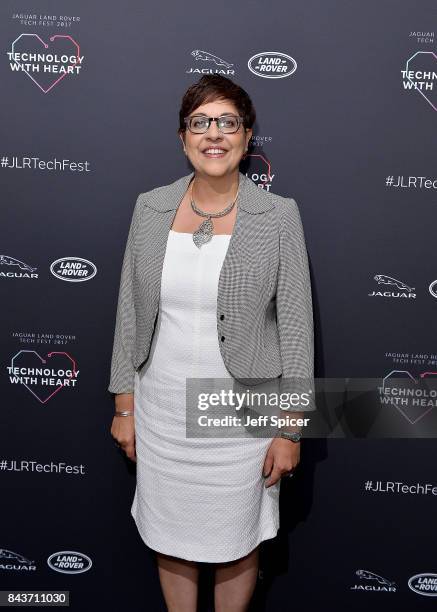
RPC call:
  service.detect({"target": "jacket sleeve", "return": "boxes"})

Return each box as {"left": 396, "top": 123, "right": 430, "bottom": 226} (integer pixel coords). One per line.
{"left": 107, "top": 194, "right": 143, "bottom": 395}
{"left": 276, "top": 197, "right": 315, "bottom": 411}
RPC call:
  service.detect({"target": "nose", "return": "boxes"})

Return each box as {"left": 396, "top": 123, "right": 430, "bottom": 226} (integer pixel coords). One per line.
{"left": 206, "top": 119, "right": 223, "bottom": 139}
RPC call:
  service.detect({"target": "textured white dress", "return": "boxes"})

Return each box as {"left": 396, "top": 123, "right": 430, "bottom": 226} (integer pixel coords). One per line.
{"left": 131, "top": 230, "right": 280, "bottom": 563}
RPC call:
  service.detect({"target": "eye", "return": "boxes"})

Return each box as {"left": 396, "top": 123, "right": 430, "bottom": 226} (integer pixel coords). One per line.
{"left": 191, "top": 117, "right": 208, "bottom": 128}
{"left": 220, "top": 116, "right": 238, "bottom": 128}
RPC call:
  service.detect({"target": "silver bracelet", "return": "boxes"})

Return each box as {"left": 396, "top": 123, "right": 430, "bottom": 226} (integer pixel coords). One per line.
{"left": 277, "top": 430, "right": 302, "bottom": 443}
{"left": 114, "top": 410, "right": 134, "bottom": 417}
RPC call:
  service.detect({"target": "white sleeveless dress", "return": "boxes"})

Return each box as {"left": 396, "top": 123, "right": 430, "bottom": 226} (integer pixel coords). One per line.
{"left": 131, "top": 230, "right": 280, "bottom": 563}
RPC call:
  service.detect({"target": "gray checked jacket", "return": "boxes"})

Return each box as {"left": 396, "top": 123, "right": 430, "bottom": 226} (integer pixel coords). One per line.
{"left": 108, "top": 171, "right": 315, "bottom": 410}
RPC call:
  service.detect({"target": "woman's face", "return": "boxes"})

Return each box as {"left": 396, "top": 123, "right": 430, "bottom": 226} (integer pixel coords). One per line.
{"left": 180, "top": 98, "right": 252, "bottom": 179}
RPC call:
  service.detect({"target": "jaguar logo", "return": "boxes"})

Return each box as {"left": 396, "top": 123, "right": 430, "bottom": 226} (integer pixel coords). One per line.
{"left": 191, "top": 50, "right": 233, "bottom": 68}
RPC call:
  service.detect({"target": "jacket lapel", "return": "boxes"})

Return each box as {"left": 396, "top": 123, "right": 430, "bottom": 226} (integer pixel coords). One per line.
{"left": 138, "top": 171, "right": 275, "bottom": 312}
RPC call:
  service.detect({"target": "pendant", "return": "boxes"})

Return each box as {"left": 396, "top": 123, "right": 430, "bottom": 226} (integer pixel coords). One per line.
{"left": 193, "top": 218, "right": 213, "bottom": 249}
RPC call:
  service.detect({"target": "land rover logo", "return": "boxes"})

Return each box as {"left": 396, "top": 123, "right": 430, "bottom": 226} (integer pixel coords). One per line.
{"left": 408, "top": 573, "right": 437, "bottom": 596}
{"left": 429, "top": 280, "right": 437, "bottom": 298}
{"left": 248, "top": 52, "right": 297, "bottom": 79}
{"left": 50, "top": 257, "right": 97, "bottom": 282}
{"left": 47, "top": 551, "right": 92, "bottom": 574}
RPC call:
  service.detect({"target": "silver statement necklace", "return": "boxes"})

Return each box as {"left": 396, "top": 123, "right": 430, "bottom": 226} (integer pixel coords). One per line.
{"left": 190, "top": 179, "right": 240, "bottom": 249}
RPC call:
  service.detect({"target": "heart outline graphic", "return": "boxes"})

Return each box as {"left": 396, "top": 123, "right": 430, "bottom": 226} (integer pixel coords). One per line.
{"left": 11, "top": 350, "right": 78, "bottom": 403}
{"left": 10, "top": 33, "right": 81, "bottom": 94}
{"left": 382, "top": 369, "right": 435, "bottom": 425}
{"left": 405, "top": 51, "right": 437, "bottom": 112}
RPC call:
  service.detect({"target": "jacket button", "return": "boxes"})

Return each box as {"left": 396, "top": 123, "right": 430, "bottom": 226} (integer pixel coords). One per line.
{"left": 219, "top": 314, "right": 225, "bottom": 320}
{"left": 221, "top": 336, "right": 225, "bottom": 342}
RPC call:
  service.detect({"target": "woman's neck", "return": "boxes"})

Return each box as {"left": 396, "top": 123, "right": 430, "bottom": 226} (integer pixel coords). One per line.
{"left": 191, "top": 170, "right": 240, "bottom": 212}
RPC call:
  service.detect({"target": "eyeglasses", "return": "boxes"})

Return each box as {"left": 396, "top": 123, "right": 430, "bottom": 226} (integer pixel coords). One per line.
{"left": 184, "top": 114, "right": 244, "bottom": 134}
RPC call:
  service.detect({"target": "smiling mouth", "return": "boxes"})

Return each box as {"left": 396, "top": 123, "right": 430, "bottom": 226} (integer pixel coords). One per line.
{"left": 202, "top": 148, "right": 228, "bottom": 158}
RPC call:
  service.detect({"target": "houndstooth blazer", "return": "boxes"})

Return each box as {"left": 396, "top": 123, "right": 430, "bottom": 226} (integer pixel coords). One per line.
{"left": 108, "top": 171, "right": 315, "bottom": 410}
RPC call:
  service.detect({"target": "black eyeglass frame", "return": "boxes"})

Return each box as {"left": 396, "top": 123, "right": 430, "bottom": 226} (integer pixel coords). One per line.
{"left": 183, "top": 114, "right": 245, "bottom": 134}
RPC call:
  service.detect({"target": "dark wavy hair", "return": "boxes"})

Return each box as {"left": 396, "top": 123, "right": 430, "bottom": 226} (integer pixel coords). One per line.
{"left": 178, "top": 75, "right": 256, "bottom": 134}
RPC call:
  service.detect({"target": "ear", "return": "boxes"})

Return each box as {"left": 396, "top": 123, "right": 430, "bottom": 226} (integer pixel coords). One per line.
{"left": 245, "top": 128, "right": 253, "bottom": 151}
{"left": 245, "top": 128, "right": 253, "bottom": 149}
{"left": 179, "top": 133, "right": 186, "bottom": 149}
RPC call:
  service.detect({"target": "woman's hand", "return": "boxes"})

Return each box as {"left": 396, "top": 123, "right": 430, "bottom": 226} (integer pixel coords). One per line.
{"left": 111, "top": 415, "right": 136, "bottom": 462}
{"left": 111, "top": 393, "right": 136, "bottom": 462}
{"left": 262, "top": 437, "right": 300, "bottom": 487}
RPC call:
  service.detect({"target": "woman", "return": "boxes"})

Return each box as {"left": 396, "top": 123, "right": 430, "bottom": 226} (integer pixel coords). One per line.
{"left": 109, "top": 75, "right": 314, "bottom": 611}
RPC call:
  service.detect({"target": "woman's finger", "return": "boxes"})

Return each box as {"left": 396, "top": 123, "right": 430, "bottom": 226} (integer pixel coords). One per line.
{"left": 124, "top": 443, "right": 136, "bottom": 462}
{"left": 264, "top": 465, "right": 283, "bottom": 488}
{"left": 262, "top": 452, "right": 274, "bottom": 478}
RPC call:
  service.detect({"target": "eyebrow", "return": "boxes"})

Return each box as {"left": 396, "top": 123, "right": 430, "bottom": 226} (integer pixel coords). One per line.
{"left": 189, "top": 112, "right": 238, "bottom": 117}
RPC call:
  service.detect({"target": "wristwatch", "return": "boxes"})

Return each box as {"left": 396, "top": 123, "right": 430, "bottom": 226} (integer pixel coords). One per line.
{"left": 277, "top": 430, "right": 302, "bottom": 443}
